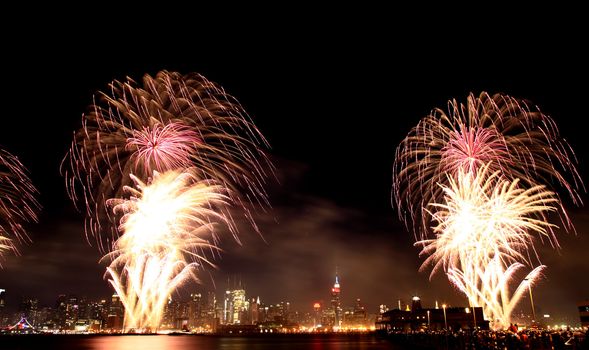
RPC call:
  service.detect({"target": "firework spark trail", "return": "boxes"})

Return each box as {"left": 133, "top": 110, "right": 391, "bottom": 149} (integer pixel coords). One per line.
{"left": 448, "top": 259, "right": 545, "bottom": 329}
{"left": 103, "top": 169, "right": 231, "bottom": 331}
{"left": 393, "top": 92, "right": 584, "bottom": 241}
{"left": 62, "top": 71, "right": 273, "bottom": 252}
{"left": 0, "top": 148, "right": 40, "bottom": 259}
{"left": 393, "top": 92, "right": 585, "bottom": 330}
{"left": 417, "top": 164, "right": 558, "bottom": 329}
{"left": 419, "top": 165, "right": 558, "bottom": 273}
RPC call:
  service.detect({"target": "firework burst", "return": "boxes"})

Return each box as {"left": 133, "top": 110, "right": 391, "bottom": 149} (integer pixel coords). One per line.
{"left": 393, "top": 92, "right": 583, "bottom": 240}
{"left": 62, "top": 71, "right": 273, "bottom": 251}
{"left": 416, "top": 164, "right": 557, "bottom": 329}
{"left": 103, "top": 169, "right": 231, "bottom": 331}
{"left": 0, "top": 148, "right": 40, "bottom": 259}
{"left": 419, "top": 164, "right": 558, "bottom": 276}
{"left": 393, "top": 92, "right": 585, "bottom": 330}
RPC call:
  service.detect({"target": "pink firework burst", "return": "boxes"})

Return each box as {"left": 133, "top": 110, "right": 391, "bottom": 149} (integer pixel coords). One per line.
{"left": 393, "top": 92, "right": 584, "bottom": 240}
{"left": 126, "top": 122, "right": 201, "bottom": 174}
{"left": 441, "top": 126, "right": 509, "bottom": 175}
{"left": 62, "top": 71, "right": 273, "bottom": 251}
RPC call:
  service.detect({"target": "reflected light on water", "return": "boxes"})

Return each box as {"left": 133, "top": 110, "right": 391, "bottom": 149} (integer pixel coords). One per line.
{"left": 3, "top": 334, "right": 393, "bottom": 350}
{"left": 88, "top": 335, "right": 212, "bottom": 350}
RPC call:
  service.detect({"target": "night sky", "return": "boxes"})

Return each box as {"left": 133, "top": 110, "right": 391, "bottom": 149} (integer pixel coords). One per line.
{"left": 0, "top": 20, "right": 587, "bottom": 324}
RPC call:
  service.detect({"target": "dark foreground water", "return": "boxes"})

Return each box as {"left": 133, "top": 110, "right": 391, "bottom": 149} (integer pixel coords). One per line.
{"left": 0, "top": 333, "right": 399, "bottom": 350}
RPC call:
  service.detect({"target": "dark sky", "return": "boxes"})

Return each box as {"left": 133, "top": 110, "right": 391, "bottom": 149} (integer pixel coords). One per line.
{"left": 0, "top": 19, "right": 587, "bottom": 324}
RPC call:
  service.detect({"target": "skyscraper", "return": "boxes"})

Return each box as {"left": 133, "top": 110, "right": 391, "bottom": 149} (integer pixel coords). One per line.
{"left": 55, "top": 294, "right": 67, "bottom": 329}
{"left": 189, "top": 293, "right": 202, "bottom": 328}
{"left": 223, "top": 290, "right": 232, "bottom": 324}
{"left": 107, "top": 293, "right": 123, "bottom": 331}
{"left": 331, "top": 273, "right": 341, "bottom": 327}
{"left": 231, "top": 289, "right": 246, "bottom": 324}
{"left": 249, "top": 297, "right": 260, "bottom": 325}
{"left": 313, "top": 302, "right": 321, "bottom": 327}
{"left": 0, "top": 289, "right": 5, "bottom": 326}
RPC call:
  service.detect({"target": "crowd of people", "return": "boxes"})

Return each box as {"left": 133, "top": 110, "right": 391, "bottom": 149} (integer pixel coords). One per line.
{"left": 384, "top": 328, "right": 588, "bottom": 349}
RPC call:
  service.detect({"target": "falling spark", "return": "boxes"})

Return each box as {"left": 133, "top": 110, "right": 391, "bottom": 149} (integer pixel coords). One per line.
{"left": 63, "top": 71, "right": 273, "bottom": 251}
{"left": 418, "top": 164, "right": 557, "bottom": 329}
{"left": 103, "top": 169, "right": 230, "bottom": 331}
{"left": 393, "top": 92, "right": 583, "bottom": 240}
{"left": 392, "top": 92, "right": 584, "bottom": 330}
{"left": 0, "top": 148, "right": 40, "bottom": 260}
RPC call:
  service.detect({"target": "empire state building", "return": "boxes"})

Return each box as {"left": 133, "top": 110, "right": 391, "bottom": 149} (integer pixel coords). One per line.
{"left": 331, "top": 274, "right": 341, "bottom": 327}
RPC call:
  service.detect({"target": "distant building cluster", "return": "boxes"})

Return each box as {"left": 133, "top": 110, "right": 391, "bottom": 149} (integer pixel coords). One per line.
{"left": 0, "top": 291, "right": 125, "bottom": 332}
{"left": 0, "top": 273, "right": 376, "bottom": 333}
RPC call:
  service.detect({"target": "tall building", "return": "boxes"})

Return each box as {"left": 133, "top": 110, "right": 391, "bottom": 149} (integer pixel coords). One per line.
{"left": 222, "top": 286, "right": 248, "bottom": 325}
{"left": 84, "top": 299, "right": 107, "bottom": 329}
{"left": 189, "top": 293, "right": 203, "bottom": 328}
{"left": 353, "top": 298, "right": 366, "bottom": 322}
{"left": 65, "top": 295, "right": 79, "bottom": 329}
{"left": 331, "top": 273, "right": 341, "bottom": 327}
{"left": 0, "top": 288, "right": 5, "bottom": 309}
{"left": 249, "top": 297, "right": 260, "bottom": 325}
{"left": 223, "top": 290, "right": 232, "bottom": 324}
{"left": 107, "top": 293, "right": 123, "bottom": 330}
{"left": 0, "top": 288, "right": 6, "bottom": 326}
{"left": 205, "top": 291, "right": 219, "bottom": 330}
{"left": 55, "top": 294, "right": 67, "bottom": 329}
{"left": 261, "top": 301, "right": 290, "bottom": 324}
{"left": 231, "top": 289, "right": 247, "bottom": 324}
{"left": 342, "top": 298, "right": 368, "bottom": 327}
{"left": 36, "top": 306, "right": 55, "bottom": 329}
{"left": 162, "top": 297, "right": 189, "bottom": 329}
{"left": 313, "top": 302, "right": 321, "bottom": 327}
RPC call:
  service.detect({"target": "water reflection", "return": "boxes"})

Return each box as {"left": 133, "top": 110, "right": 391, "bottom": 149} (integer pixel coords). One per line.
{"left": 2, "top": 334, "right": 395, "bottom": 350}
{"left": 88, "top": 335, "right": 203, "bottom": 350}
{"left": 86, "top": 334, "right": 393, "bottom": 350}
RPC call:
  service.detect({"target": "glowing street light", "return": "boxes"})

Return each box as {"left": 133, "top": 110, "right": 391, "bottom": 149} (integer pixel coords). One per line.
{"left": 442, "top": 304, "right": 448, "bottom": 330}
{"left": 427, "top": 310, "right": 430, "bottom": 328}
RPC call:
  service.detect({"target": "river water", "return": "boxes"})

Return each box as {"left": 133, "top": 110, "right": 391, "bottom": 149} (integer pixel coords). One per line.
{"left": 1, "top": 333, "right": 398, "bottom": 350}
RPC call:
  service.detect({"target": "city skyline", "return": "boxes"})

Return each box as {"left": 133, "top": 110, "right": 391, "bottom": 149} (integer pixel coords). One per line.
{"left": 0, "top": 30, "right": 588, "bottom": 327}
{"left": 1, "top": 270, "right": 378, "bottom": 332}
{"left": 0, "top": 272, "right": 575, "bottom": 332}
